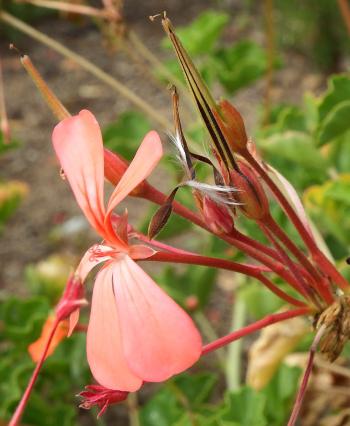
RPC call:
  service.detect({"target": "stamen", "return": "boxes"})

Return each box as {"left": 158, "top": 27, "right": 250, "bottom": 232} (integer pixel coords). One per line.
{"left": 88, "top": 245, "right": 116, "bottom": 262}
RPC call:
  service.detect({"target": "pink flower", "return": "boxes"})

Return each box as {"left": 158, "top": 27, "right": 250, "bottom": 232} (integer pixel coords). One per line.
{"left": 52, "top": 110, "right": 202, "bottom": 392}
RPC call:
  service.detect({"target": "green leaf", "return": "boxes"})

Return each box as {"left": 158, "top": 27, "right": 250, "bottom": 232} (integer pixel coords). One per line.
{"left": 221, "top": 387, "right": 267, "bottom": 426}
{"left": 139, "top": 388, "right": 183, "bottom": 426}
{"left": 238, "top": 281, "right": 284, "bottom": 320}
{"left": 162, "top": 11, "right": 230, "bottom": 56}
{"left": 303, "top": 174, "right": 350, "bottom": 252}
{"left": 0, "top": 296, "right": 50, "bottom": 344}
{"left": 214, "top": 41, "right": 267, "bottom": 94}
{"left": 329, "top": 132, "right": 350, "bottom": 173}
{"left": 103, "top": 111, "right": 152, "bottom": 160}
{"left": 172, "top": 372, "right": 217, "bottom": 406}
{"left": 259, "top": 131, "right": 327, "bottom": 172}
{"left": 318, "top": 74, "right": 350, "bottom": 123}
{"left": 0, "top": 291, "right": 90, "bottom": 425}
{"left": 262, "top": 364, "right": 301, "bottom": 426}
{"left": 317, "top": 101, "right": 350, "bottom": 145}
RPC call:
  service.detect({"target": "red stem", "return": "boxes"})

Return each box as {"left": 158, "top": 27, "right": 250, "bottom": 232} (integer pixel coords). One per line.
{"left": 202, "top": 307, "right": 311, "bottom": 355}
{"left": 143, "top": 185, "right": 309, "bottom": 296}
{"left": 9, "top": 317, "right": 60, "bottom": 426}
{"left": 260, "top": 222, "right": 324, "bottom": 308}
{"left": 265, "top": 215, "right": 322, "bottom": 284}
{"left": 244, "top": 150, "right": 349, "bottom": 291}
{"left": 151, "top": 251, "right": 307, "bottom": 307}
{"left": 287, "top": 324, "right": 325, "bottom": 426}
{"left": 265, "top": 215, "right": 334, "bottom": 305}
{"left": 229, "top": 227, "right": 281, "bottom": 262}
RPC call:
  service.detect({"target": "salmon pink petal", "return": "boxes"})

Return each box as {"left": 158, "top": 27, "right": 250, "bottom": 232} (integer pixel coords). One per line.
{"left": 105, "top": 131, "right": 163, "bottom": 218}
{"left": 112, "top": 256, "right": 202, "bottom": 382}
{"left": 68, "top": 309, "right": 80, "bottom": 337}
{"left": 76, "top": 245, "right": 113, "bottom": 282}
{"left": 87, "top": 264, "right": 142, "bottom": 391}
{"left": 52, "top": 110, "right": 106, "bottom": 237}
{"left": 128, "top": 244, "right": 156, "bottom": 260}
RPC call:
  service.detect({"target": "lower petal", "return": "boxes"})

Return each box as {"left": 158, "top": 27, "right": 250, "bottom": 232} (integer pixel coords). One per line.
{"left": 86, "top": 264, "right": 142, "bottom": 391}
{"left": 112, "top": 256, "right": 202, "bottom": 382}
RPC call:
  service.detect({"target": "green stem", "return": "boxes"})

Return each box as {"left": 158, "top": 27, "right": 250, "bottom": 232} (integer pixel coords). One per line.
{"left": 226, "top": 295, "right": 246, "bottom": 391}
{"left": 0, "top": 11, "right": 171, "bottom": 130}
{"left": 127, "top": 393, "right": 140, "bottom": 426}
{"left": 194, "top": 311, "right": 226, "bottom": 367}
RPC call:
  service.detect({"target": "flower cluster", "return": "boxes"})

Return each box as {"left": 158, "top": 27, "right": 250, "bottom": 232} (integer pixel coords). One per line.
{"left": 9, "top": 13, "right": 350, "bottom": 426}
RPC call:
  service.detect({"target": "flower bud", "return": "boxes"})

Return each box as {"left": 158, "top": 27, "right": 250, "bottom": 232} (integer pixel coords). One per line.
{"left": 202, "top": 196, "right": 234, "bottom": 234}
{"left": 56, "top": 274, "right": 86, "bottom": 321}
{"left": 216, "top": 100, "right": 248, "bottom": 153}
{"left": 230, "top": 162, "right": 269, "bottom": 220}
{"left": 79, "top": 385, "right": 129, "bottom": 418}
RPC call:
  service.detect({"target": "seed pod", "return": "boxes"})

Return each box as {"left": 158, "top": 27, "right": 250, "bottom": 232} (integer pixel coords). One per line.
{"left": 148, "top": 187, "right": 179, "bottom": 239}
{"left": 161, "top": 16, "right": 239, "bottom": 173}
{"left": 230, "top": 162, "right": 269, "bottom": 220}
{"left": 316, "top": 296, "right": 350, "bottom": 362}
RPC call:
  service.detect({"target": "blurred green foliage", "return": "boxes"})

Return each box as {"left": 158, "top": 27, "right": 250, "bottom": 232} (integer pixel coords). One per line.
{"left": 0, "top": 295, "right": 90, "bottom": 425}
{"left": 257, "top": 73, "right": 350, "bottom": 259}
{"left": 161, "top": 10, "right": 268, "bottom": 94}
{"left": 139, "top": 364, "right": 300, "bottom": 426}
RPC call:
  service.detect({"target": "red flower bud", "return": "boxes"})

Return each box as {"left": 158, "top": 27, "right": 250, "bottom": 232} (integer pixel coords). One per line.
{"left": 230, "top": 162, "right": 269, "bottom": 220}
{"left": 202, "top": 196, "right": 234, "bottom": 235}
{"left": 79, "top": 385, "right": 129, "bottom": 418}
{"left": 55, "top": 274, "right": 87, "bottom": 321}
{"left": 215, "top": 100, "right": 248, "bottom": 153}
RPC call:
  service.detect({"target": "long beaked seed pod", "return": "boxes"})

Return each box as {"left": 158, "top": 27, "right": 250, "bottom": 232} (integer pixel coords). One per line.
{"left": 20, "top": 55, "right": 70, "bottom": 121}
{"left": 161, "top": 15, "right": 239, "bottom": 173}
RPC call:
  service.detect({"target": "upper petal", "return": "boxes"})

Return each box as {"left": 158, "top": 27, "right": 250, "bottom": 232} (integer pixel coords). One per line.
{"left": 86, "top": 263, "right": 143, "bottom": 391}
{"left": 52, "top": 110, "right": 106, "bottom": 237}
{"left": 105, "top": 131, "right": 163, "bottom": 218}
{"left": 113, "top": 256, "right": 202, "bottom": 382}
